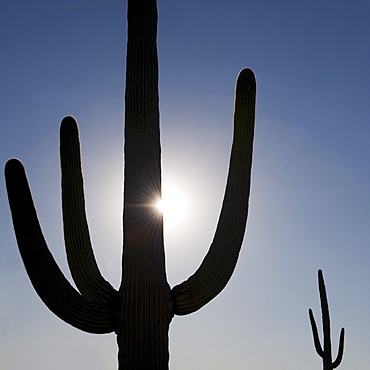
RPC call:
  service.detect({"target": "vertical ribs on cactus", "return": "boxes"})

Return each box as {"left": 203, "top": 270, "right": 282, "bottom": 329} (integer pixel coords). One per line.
{"left": 309, "top": 269, "right": 345, "bottom": 370}
{"left": 5, "top": 0, "right": 256, "bottom": 368}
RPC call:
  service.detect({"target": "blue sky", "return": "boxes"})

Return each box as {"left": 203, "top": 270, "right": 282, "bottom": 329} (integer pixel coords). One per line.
{"left": 1, "top": 0, "right": 369, "bottom": 369}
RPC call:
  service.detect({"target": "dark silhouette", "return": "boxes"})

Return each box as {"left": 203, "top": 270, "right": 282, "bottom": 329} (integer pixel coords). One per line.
{"left": 309, "top": 269, "right": 345, "bottom": 370}
{"left": 5, "top": 0, "right": 256, "bottom": 368}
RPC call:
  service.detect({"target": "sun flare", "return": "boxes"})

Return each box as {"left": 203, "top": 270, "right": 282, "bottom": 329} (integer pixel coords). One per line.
{"left": 155, "top": 184, "right": 187, "bottom": 227}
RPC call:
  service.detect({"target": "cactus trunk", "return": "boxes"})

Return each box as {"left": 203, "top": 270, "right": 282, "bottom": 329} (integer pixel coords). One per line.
{"left": 117, "top": 1, "right": 173, "bottom": 368}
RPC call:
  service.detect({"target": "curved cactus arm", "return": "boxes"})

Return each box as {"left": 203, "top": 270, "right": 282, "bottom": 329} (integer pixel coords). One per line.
{"left": 60, "top": 116, "right": 117, "bottom": 304}
{"left": 5, "top": 159, "right": 116, "bottom": 334}
{"left": 309, "top": 308, "right": 324, "bottom": 357}
{"left": 333, "top": 328, "right": 345, "bottom": 369}
{"left": 172, "top": 68, "right": 256, "bottom": 315}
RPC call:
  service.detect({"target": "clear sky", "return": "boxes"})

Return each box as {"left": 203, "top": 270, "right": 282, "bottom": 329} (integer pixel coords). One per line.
{"left": 1, "top": 1, "right": 369, "bottom": 369}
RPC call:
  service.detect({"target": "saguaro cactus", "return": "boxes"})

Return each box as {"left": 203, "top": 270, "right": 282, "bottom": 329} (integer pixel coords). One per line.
{"left": 5, "top": 0, "right": 256, "bottom": 369}
{"left": 309, "top": 270, "right": 345, "bottom": 370}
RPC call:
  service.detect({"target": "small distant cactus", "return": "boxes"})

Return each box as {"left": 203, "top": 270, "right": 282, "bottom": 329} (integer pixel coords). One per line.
{"left": 309, "top": 269, "right": 345, "bottom": 370}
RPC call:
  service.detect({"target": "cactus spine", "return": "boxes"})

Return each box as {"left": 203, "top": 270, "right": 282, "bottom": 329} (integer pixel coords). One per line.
{"left": 309, "top": 270, "right": 345, "bottom": 370}
{"left": 5, "top": 0, "right": 256, "bottom": 368}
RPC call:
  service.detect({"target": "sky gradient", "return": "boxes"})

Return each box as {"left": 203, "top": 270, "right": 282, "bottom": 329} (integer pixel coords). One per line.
{"left": 1, "top": 1, "right": 369, "bottom": 369}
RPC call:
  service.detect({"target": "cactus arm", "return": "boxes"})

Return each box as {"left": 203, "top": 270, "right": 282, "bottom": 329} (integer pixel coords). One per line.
{"left": 60, "top": 116, "right": 117, "bottom": 304}
{"left": 5, "top": 159, "right": 115, "bottom": 334}
{"left": 333, "top": 328, "right": 345, "bottom": 368}
{"left": 172, "top": 68, "right": 256, "bottom": 315}
{"left": 309, "top": 308, "right": 324, "bottom": 357}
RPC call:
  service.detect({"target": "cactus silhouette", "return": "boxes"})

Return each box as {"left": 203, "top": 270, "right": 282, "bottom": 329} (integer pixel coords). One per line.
{"left": 5, "top": 0, "right": 256, "bottom": 368}
{"left": 309, "top": 269, "right": 345, "bottom": 370}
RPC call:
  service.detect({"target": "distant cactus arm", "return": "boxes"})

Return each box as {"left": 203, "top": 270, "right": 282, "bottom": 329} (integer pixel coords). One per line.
{"left": 5, "top": 159, "right": 116, "bottom": 334}
{"left": 309, "top": 308, "right": 324, "bottom": 356}
{"left": 172, "top": 68, "right": 256, "bottom": 315}
{"left": 60, "top": 116, "right": 117, "bottom": 304}
{"left": 333, "top": 328, "right": 345, "bottom": 368}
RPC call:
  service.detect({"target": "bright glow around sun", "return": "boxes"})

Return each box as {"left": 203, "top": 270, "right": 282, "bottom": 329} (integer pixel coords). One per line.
{"left": 156, "top": 184, "right": 187, "bottom": 227}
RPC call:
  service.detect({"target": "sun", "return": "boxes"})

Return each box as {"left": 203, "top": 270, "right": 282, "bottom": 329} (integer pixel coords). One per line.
{"left": 155, "top": 184, "right": 187, "bottom": 227}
